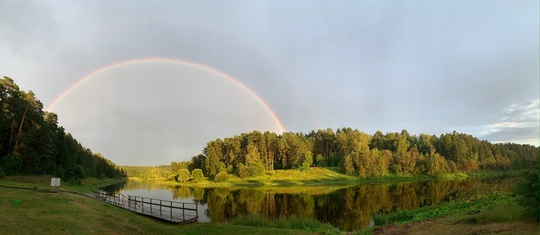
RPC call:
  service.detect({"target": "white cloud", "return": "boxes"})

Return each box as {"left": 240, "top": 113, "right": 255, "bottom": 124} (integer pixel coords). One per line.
{"left": 479, "top": 99, "right": 539, "bottom": 145}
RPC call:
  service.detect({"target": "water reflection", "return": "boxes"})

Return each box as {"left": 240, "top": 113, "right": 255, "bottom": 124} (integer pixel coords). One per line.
{"left": 102, "top": 177, "right": 514, "bottom": 231}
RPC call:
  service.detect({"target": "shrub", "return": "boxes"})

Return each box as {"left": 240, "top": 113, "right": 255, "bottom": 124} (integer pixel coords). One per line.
{"left": 214, "top": 172, "right": 229, "bottom": 182}
{"left": 0, "top": 167, "right": 5, "bottom": 178}
{"left": 238, "top": 163, "right": 264, "bottom": 178}
{"left": 514, "top": 164, "right": 539, "bottom": 221}
{"left": 316, "top": 154, "right": 328, "bottom": 167}
{"left": 176, "top": 169, "right": 190, "bottom": 182}
{"left": 232, "top": 214, "right": 340, "bottom": 234}
{"left": 191, "top": 168, "right": 204, "bottom": 181}
{"left": 300, "top": 151, "right": 313, "bottom": 171}
{"left": 166, "top": 174, "right": 176, "bottom": 181}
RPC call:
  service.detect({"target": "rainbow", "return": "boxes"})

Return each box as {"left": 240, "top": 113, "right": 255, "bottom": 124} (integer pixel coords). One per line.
{"left": 45, "top": 57, "right": 286, "bottom": 133}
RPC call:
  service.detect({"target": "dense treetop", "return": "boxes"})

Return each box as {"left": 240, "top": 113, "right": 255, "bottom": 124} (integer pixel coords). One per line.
{"left": 186, "top": 128, "right": 537, "bottom": 179}
{"left": 0, "top": 76, "right": 125, "bottom": 179}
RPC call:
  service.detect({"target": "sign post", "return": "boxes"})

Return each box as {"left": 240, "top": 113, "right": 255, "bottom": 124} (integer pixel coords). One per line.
{"left": 50, "top": 177, "right": 61, "bottom": 192}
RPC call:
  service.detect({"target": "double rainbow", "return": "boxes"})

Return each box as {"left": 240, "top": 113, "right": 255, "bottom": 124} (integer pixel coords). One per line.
{"left": 45, "top": 57, "right": 286, "bottom": 133}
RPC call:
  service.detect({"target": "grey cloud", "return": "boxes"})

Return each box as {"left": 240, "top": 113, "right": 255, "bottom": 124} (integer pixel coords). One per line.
{"left": 477, "top": 100, "right": 539, "bottom": 145}
{"left": 2, "top": 1, "right": 538, "bottom": 165}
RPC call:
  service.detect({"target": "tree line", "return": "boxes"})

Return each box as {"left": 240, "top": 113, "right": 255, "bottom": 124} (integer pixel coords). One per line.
{"left": 0, "top": 76, "right": 125, "bottom": 180}
{"left": 186, "top": 128, "right": 537, "bottom": 179}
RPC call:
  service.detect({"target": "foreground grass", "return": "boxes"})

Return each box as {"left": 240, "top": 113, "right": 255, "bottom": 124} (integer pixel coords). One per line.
{"left": 233, "top": 214, "right": 341, "bottom": 235}
{"left": 357, "top": 192, "right": 539, "bottom": 235}
{"left": 0, "top": 176, "right": 318, "bottom": 235}
{"left": 372, "top": 193, "right": 524, "bottom": 226}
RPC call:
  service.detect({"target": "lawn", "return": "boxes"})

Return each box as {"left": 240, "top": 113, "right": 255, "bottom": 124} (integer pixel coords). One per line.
{"left": 0, "top": 175, "right": 319, "bottom": 235}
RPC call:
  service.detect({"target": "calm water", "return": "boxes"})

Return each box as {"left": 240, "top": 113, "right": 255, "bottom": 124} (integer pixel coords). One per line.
{"left": 101, "top": 177, "right": 513, "bottom": 231}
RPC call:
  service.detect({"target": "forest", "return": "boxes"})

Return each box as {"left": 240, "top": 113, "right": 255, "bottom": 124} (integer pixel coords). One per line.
{"left": 0, "top": 76, "right": 125, "bottom": 180}
{"left": 127, "top": 128, "right": 538, "bottom": 180}
{"left": 183, "top": 128, "right": 538, "bottom": 179}
{"left": 2, "top": 76, "right": 537, "bottom": 182}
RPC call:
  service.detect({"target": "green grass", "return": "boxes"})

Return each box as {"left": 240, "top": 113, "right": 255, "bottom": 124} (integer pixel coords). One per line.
{"left": 161, "top": 167, "right": 451, "bottom": 188}
{"left": 355, "top": 190, "right": 538, "bottom": 235}
{"left": 0, "top": 175, "right": 318, "bottom": 235}
{"left": 144, "top": 168, "right": 531, "bottom": 189}
{"left": 232, "top": 214, "right": 341, "bottom": 235}
{"left": 0, "top": 175, "right": 127, "bottom": 194}
{"left": 372, "top": 192, "right": 525, "bottom": 227}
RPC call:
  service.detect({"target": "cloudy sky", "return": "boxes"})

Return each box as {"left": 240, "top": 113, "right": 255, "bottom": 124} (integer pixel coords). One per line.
{"left": 1, "top": 0, "right": 538, "bottom": 166}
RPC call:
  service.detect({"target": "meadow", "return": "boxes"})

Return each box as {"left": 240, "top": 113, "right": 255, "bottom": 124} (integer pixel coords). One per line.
{"left": 0, "top": 175, "right": 334, "bottom": 235}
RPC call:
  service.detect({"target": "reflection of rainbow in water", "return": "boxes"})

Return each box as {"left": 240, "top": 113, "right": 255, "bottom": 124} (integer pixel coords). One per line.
{"left": 45, "top": 57, "right": 286, "bottom": 133}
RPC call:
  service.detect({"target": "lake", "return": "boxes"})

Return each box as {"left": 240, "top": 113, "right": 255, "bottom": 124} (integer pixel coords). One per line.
{"left": 101, "top": 177, "right": 514, "bottom": 231}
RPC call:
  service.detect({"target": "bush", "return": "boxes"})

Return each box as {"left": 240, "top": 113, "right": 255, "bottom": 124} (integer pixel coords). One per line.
{"left": 166, "top": 174, "right": 176, "bottom": 181}
{"left": 300, "top": 151, "right": 313, "bottom": 171}
{"left": 232, "top": 214, "right": 341, "bottom": 234}
{"left": 316, "top": 156, "right": 328, "bottom": 167}
{"left": 191, "top": 168, "right": 204, "bottom": 181}
{"left": 238, "top": 163, "right": 264, "bottom": 178}
{"left": 374, "top": 210, "right": 414, "bottom": 226}
{"left": 0, "top": 167, "right": 5, "bottom": 178}
{"left": 214, "top": 172, "right": 229, "bottom": 182}
{"left": 514, "top": 165, "right": 539, "bottom": 221}
{"left": 176, "top": 169, "right": 190, "bottom": 182}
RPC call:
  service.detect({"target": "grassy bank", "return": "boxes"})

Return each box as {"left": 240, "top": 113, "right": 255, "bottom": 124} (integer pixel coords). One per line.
{"left": 0, "top": 175, "right": 320, "bottom": 235}
{"left": 357, "top": 192, "right": 539, "bottom": 235}
{"left": 160, "top": 167, "right": 457, "bottom": 188}
{"left": 232, "top": 214, "right": 341, "bottom": 235}
{"left": 0, "top": 175, "right": 127, "bottom": 194}
{"left": 161, "top": 167, "right": 534, "bottom": 189}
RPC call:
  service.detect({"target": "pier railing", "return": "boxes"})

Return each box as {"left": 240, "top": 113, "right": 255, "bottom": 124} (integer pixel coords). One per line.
{"left": 94, "top": 191, "right": 198, "bottom": 224}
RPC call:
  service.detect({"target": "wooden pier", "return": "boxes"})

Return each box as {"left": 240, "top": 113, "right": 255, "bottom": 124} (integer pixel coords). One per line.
{"left": 93, "top": 191, "right": 198, "bottom": 224}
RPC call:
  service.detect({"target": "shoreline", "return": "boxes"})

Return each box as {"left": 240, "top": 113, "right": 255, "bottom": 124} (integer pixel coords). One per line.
{"left": 132, "top": 168, "right": 522, "bottom": 189}
{"left": 1, "top": 171, "right": 534, "bottom": 234}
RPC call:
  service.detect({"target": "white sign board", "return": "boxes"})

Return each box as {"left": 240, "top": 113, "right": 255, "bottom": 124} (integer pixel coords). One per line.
{"left": 50, "top": 177, "right": 61, "bottom": 187}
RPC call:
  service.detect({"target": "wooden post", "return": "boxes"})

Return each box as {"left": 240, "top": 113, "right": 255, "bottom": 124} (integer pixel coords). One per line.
{"left": 182, "top": 202, "right": 185, "bottom": 221}
{"left": 140, "top": 197, "right": 143, "bottom": 213}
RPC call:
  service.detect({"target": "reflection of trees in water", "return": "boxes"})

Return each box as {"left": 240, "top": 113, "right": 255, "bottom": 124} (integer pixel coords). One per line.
{"left": 100, "top": 180, "right": 168, "bottom": 194}
{"left": 237, "top": 189, "right": 265, "bottom": 215}
{"left": 172, "top": 186, "right": 192, "bottom": 199}
{"left": 206, "top": 188, "right": 233, "bottom": 222}
{"left": 202, "top": 179, "right": 508, "bottom": 231}
{"left": 105, "top": 178, "right": 513, "bottom": 231}
{"left": 100, "top": 181, "right": 128, "bottom": 194}
{"left": 121, "top": 180, "right": 168, "bottom": 192}
{"left": 192, "top": 187, "right": 204, "bottom": 201}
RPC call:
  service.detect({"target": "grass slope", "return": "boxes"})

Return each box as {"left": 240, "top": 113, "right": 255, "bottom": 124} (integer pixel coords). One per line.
{"left": 0, "top": 176, "right": 317, "bottom": 235}
{"left": 362, "top": 193, "right": 539, "bottom": 235}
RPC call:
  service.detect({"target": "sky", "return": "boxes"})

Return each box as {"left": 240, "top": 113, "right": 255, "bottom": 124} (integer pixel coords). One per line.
{"left": 1, "top": 0, "right": 538, "bottom": 166}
